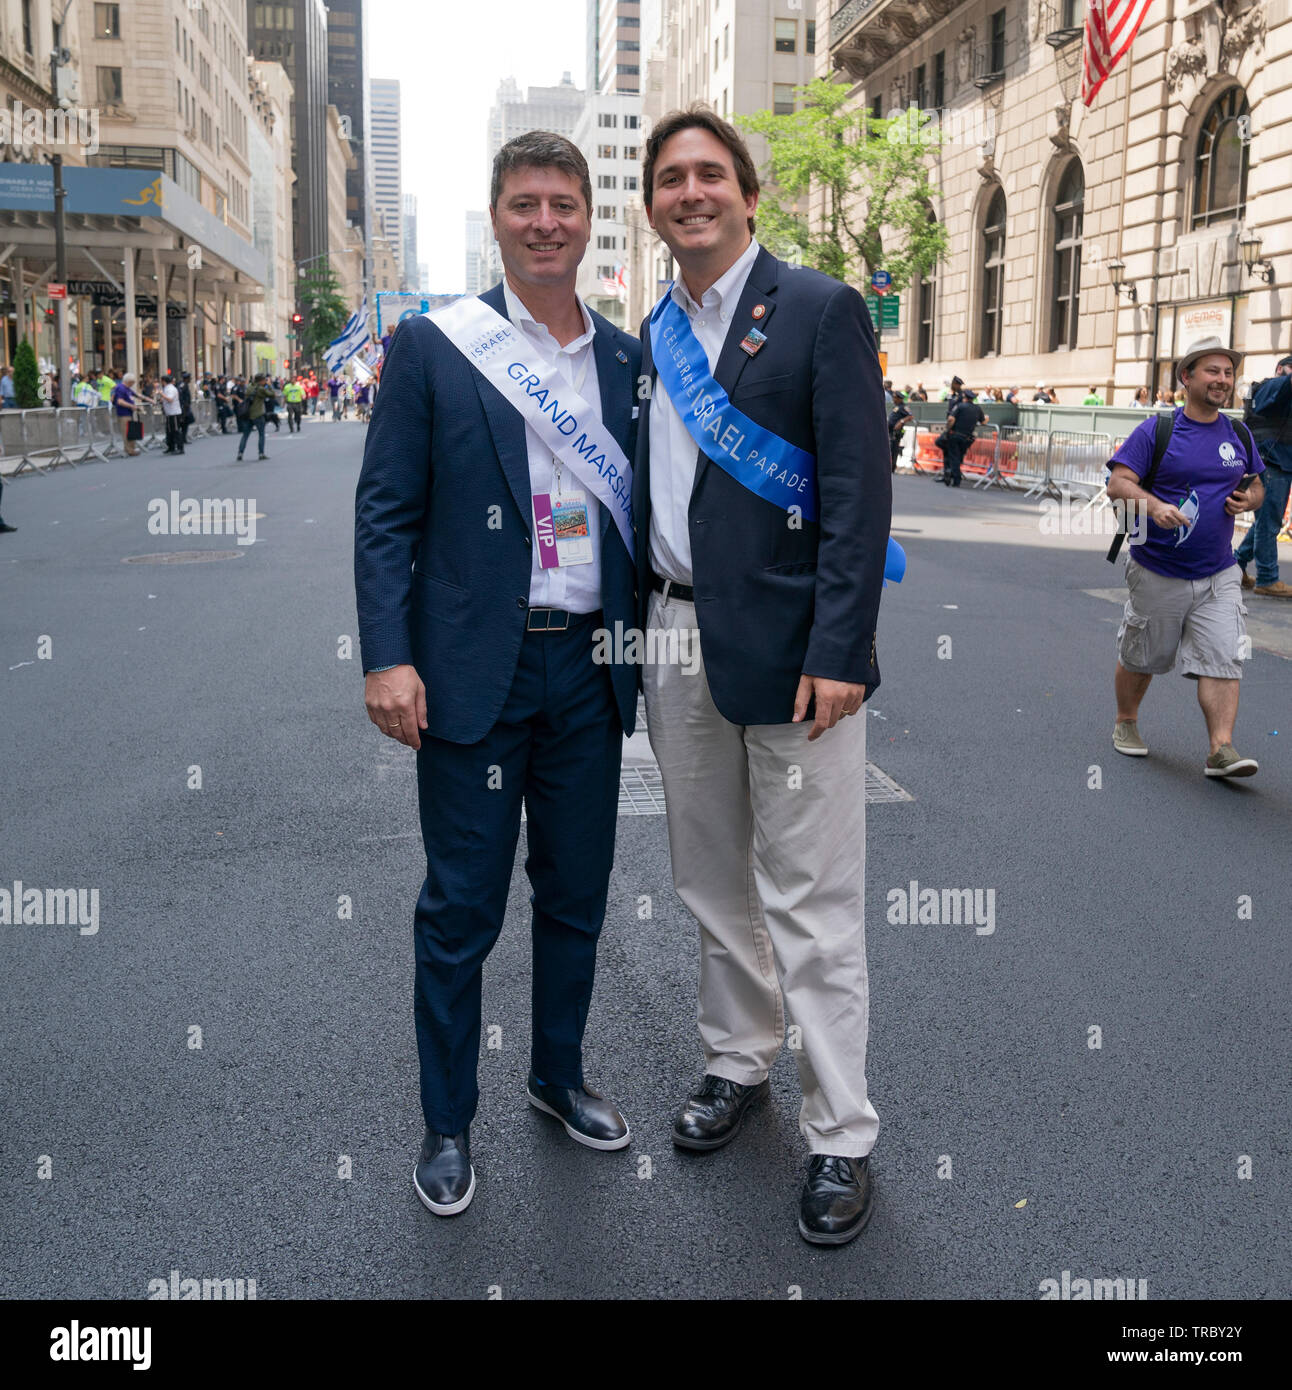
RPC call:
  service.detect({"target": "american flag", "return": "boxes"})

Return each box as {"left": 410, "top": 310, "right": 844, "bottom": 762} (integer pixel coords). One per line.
{"left": 1081, "top": 0, "right": 1154, "bottom": 107}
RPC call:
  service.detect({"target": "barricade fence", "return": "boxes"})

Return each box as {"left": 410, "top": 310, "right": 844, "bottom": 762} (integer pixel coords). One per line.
{"left": 909, "top": 425, "right": 1114, "bottom": 500}
{"left": 0, "top": 401, "right": 226, "bottom": 475}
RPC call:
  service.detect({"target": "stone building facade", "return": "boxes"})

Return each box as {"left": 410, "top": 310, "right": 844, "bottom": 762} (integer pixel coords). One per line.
{"left": 826, "top": 0, "right": 1290, "bottom": 400}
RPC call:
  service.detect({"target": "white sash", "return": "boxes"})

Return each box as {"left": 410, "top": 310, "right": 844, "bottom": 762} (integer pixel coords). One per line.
{"left": 428, "top": 295, "right": 633, "bottom": 553}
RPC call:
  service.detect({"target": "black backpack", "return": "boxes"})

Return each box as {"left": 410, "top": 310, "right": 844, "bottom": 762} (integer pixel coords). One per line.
{"left": 1106, "top": 411, "right": 1256, "bottom": 562}
{"left": 1243, "top": 378, "right": 1291, "bottom": 463}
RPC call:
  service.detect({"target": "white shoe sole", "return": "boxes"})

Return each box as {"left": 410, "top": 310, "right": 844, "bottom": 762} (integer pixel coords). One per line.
{"left": 1113, "top": 741, "right": 1148, "bottom": 757}
{"left": 1205, "top": 761, "right": 1258, "bottom": 777}
{"left": 526, "top": 1090, "right": 631, "bottom": 1150}
{"left": 413, "top": 1163, "right": 476, "bottom": 1216}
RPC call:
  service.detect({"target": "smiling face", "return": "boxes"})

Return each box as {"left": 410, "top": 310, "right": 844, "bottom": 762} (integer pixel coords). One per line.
{"left": 1182, "top": 353, "right": 1235, "bottom": 410}
{"left": 490, "top": 164, "right": 590, "bottom": 293}
{"left": 646, "top": 126, "right": 757, "bottom": 277}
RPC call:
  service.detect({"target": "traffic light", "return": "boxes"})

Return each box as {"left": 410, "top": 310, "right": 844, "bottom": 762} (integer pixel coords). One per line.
{"left": 291, "top": 312, "right": 303, "bottom": 324}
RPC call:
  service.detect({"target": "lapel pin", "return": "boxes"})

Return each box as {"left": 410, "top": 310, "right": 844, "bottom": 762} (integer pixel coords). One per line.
{"left": 615, "top": 348, "right": 628, "bottom": 363}
{"left": 751, "top": 304, "right": 766, "bottom": 320}
{"left": 739, "top": 327, "right": 767, "bottom": 357}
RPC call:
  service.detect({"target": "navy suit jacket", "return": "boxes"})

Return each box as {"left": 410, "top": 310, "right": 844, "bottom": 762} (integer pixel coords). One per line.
{"left": 355, "top": 283, "right": 641, "bottom": 744}
{"left": 634, "top": 246, "right": 892, "bottom": 724}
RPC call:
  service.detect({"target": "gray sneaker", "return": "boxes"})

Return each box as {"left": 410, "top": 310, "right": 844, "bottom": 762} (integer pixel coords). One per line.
{"left": 1205, "top": 744, "right": 1259, "bottom": 778}
{"left": 1112, "top": 720, "right": 1148, "bottom": 757}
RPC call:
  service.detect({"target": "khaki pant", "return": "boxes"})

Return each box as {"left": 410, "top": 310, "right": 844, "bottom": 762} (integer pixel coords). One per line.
{"left": 643, "top": 589, "right": 879, "bottom": 1156}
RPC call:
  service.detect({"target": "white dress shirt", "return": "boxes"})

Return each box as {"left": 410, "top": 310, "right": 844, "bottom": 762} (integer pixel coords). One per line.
{"left": 502, "top": 281, "right": 604, "bottom": 613}
{"left": 647, "top": 237, "right": 761, "bottom": 585}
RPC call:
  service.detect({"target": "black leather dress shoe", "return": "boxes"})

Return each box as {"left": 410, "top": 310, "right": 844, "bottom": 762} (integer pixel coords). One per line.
{"left": 0, "top": 522, "right": 17, "bottom": 533}
{"left": 671, "top": 1074, "right": 769, "bottom": 1151}
{"left": 798, "top": 1154, "right": 874, "bottom": 1245}
{"left": 526, "top": 1074, "right": 630, "bottom": 1150}
{"left": 413, "top": 1128, "right": 475, "bottom": 1216}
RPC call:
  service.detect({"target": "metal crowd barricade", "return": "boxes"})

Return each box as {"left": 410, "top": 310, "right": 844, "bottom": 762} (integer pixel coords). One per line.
{"left": 995, "top": 426, "right": 1053, "bottom": 496}
{"left": 89, "top": 405, "right": 123, "bottom": 458}
{"left": 191, "top": 399, "right": 215, "bottom": 437}
{"left": 55, "top": 408, "right": 91, "bottom": 467}
{"left": 0, "top": 409, "right": 38, "bottom": 476}
{"left": 1047, "top": 430, "right": 1114, "bottom": 502}
{"left": 21, "top": 409, "right": 68, "bottom": 471}
{"left": 140, "top": 404, "right": 166, "bottom": 451}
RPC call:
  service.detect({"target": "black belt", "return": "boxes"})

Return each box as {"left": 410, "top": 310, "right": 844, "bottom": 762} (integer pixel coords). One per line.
{"left": 525, "top": 606, "right": 601, "bottom": 632}
{"left": 651, "top": 573, "right": 694, "bottom": 603}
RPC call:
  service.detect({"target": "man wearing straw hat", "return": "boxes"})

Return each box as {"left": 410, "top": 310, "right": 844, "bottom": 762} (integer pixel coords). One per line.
{"left": 1105, "top": 337, "right": 1265, "bottom": 777}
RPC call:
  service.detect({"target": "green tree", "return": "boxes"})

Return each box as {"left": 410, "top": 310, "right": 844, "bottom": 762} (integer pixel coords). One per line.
{"left": 739, "top": 78, "right": 949, "bottom": 293}
{"left": 297, "top": 260, "right": 351, "bottom": 362}
{"left": 13, "top": 338, "right": 41, "bottom": 408}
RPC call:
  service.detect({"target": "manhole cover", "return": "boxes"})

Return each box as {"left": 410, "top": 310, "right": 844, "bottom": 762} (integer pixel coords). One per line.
{"left": 122, "top": 551, "right": 246, "bottom": 564}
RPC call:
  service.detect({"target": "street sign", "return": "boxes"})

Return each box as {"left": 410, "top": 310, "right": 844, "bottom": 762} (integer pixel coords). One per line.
{"left": 47, "top": 283, "right": 67, "bottom": 299}
{"left": 864, "top": 293, "right": 900, "bottom": 329}
{"left": 870, "top": 269, "right": 892, "bottom": 292}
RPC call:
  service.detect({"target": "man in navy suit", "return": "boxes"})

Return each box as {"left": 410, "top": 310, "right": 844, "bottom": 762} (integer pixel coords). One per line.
{"left": 354, "top": 132, "right": 641, "bottom": 1217}
{"left": 636, "top": 109, "right": 892, "bottom": 1245}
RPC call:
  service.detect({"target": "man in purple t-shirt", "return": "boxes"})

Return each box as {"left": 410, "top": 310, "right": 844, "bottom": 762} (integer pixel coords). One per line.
{"left": 1105, "top": 339, "right": 1265, "bottom": 777}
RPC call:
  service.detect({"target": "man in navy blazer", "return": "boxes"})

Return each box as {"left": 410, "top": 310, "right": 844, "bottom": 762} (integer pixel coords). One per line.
{"left": 635, "top": 109, "right": 892, "bottom": 1245}
{"left": 354, "top": 133, "right": 641, "bottom": 1217}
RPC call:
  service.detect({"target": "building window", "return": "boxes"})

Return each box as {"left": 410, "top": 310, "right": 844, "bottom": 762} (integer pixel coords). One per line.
{"left": 914, "top": 63, "right": 927, "bottom": 109}
{"left": 869, "top": 93, "right": 883, "bottom": 122}
{"left": 94, "top": 3, "right": 120, "bottom": 38}
{"left": 625, "top": 114, "right": 639, "bottom": 129}
{"left": 980, "top": 187, "right": 1005, "bottom": 357}
{"left": 933, "top": 51, "right": 945, "bottom": 108}
{"left": 989, "top": 9, "right": 1007, "bottom": 74}
{"left": 598, "top": 235, "right": 617, "bottom": 249}
{"left": 1192, "top": 88, "right": 1249, "bottom": 229}
{"left": 598, "top": 144, "right": 616, "bottom": 159}
{"left": 598, "top": 174, "right": 617, "bottom": 189}
{"left": 598, "top": 265, "right": 615, "bottom": 279}
{"left": 774, "top": 83, "right": 795, "bottom": 115}
{"left": 616, "top": 65, "right": 639, "bottom": 75}
{"left": 714, "top": 38, "right": 719, "bottom": 70}
{"left": 22, "top": 0, "right": 33, "bottom": 53}
{"left": 598, "top": 113, "right": 617, "bottom": 128}
{"left": 1051, "top": 160, "right": 1084, "bottom": 351}
{"left": 623, "top": 174, "right": 639, "bottom": 191}
{"left": 1062, "top": 0, "right": 1085, "bottom": 27}
{"left": 774, "top": 19, "right": 796, "bottom": 53}
{"left": 918, "top": 272, "right": 936, "bottom": 362}
{"left": 807, "top": 20, "right": 816, "bottom": 54}
{"left": 96, "top": 66, "right": 123, "bottom": 105}
{"left": 724, "top": 24, "right": 730, "bottom": 59}
{"left": 624, "top": 145, "right": 639, "bottom": 160}
{"left": 597, "top": 204, "right": 615, "bottom": 220}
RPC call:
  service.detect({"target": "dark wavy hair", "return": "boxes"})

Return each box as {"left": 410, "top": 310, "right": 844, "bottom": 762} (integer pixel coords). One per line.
{"left": 643, "top": 105, "right": 759, "bottom": 235}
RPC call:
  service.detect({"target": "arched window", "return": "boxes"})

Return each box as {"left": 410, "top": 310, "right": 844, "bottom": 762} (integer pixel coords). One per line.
{"left": 1051, "top": 160, "right": 1083, "bottom": 352}
{"left": 980, "top": 188, "right": 1005, "bottom": 358}
{"left": 1192, "top": 88, "right": 1249, "bottom": 229}
{"left": 917, "top": 210, "right": 938, "bottom": 362}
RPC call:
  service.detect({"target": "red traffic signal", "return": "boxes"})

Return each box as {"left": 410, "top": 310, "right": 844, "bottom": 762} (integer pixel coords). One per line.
{"left": 291, "top": 312, "right": 303, "bottom": 324}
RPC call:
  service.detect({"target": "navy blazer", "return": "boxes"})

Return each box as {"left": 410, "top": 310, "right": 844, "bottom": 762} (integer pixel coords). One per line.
{"left": 355, "top": 283, "right": 641, "bottom": 744}
{"left": 633, "top": 246, "right": 892, "bottom": 724}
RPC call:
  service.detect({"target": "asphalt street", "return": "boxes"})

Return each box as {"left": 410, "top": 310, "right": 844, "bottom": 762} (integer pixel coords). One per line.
{"left": 1, "top": 413, "right": 1288, "bottom": 1300}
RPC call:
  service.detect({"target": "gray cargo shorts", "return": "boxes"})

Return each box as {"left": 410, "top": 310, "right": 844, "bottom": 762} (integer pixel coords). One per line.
{"left": 1117, "top": 554, "right": 1248, "bottom": 680}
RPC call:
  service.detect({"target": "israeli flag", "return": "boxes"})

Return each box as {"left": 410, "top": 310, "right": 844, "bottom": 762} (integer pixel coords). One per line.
{"left": 324, "top": 298, "right": 370, "bottom": 372}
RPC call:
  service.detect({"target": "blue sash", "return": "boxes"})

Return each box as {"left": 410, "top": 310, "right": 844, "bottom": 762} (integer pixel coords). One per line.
{"left": 650, "top": 294, "right": 819, "bottom": 521}
{"left": 650, "top": 291, "right": 906, "bottom": 585}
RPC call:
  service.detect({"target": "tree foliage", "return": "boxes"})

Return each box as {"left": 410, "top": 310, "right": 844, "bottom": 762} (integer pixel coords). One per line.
{"left": 738, "top": 79, "right": 949, "bottom": 293}
{"left": 297, "top": 261, "right": 351, "bottom": 361}
{"left": 13, "top": 338, "right": 41, "bottom": 408}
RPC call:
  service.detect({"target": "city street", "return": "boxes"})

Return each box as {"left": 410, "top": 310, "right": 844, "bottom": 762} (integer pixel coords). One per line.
{"left": 1, "top": 415, "right": 1287, "bottom": 1301}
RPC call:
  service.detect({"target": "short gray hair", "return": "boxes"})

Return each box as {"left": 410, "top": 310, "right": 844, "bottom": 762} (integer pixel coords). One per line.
{"left": 490, "top": 131, "right": 592, "bottom": 217}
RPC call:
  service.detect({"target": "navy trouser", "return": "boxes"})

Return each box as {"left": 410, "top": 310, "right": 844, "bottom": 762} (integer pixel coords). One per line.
{"left": 412, "top": 611, "right": 622, "bottom": 1135}
{"left": 941, "top": 433, "right": 970, "bottom": 484}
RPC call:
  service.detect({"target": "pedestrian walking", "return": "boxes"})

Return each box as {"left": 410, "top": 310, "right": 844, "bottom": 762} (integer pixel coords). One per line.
{"left": 328, "top": 373, "right": 342, "bottom": 419}
{"left": 1235, "top": 352, "right": 1292, "bottom": 598}
{"left": 0, "top": 365, "right": 14, "bottom": 408}
{"left": 305, "top": 373, "right": 319, "bottom": 415}
{"left": 178, "top": 372, "right": 194, "bottom": 448}
{"left": 235, "top": 374, "right": 269, "bottom": 460}
{"left": 1106, "top": 337, "right": 1265, "bottom": 776}
{"left": 940, "top": 388, "right": 986, "bottom": 487}
{"left": 283, "top": 376, "right": 304, "bottom": 431}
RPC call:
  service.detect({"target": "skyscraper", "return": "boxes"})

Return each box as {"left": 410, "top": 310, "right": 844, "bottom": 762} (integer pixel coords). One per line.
{"left": 246, "top": 0, "right": 330, "bottom": 270}
{"left": 402, "top": 193, "right": 419, "bottom": 294}
{"left": 370, "top": 78, "right": 403, "bottom": 280}
{"left": 587, "top": 1, "right": 644, "bottom": 96}
{"left": 325, "top": 0, "right": 372, "bottom": 290}
{"left": 464, "top": 211, "right": 489, "bottom": 295}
